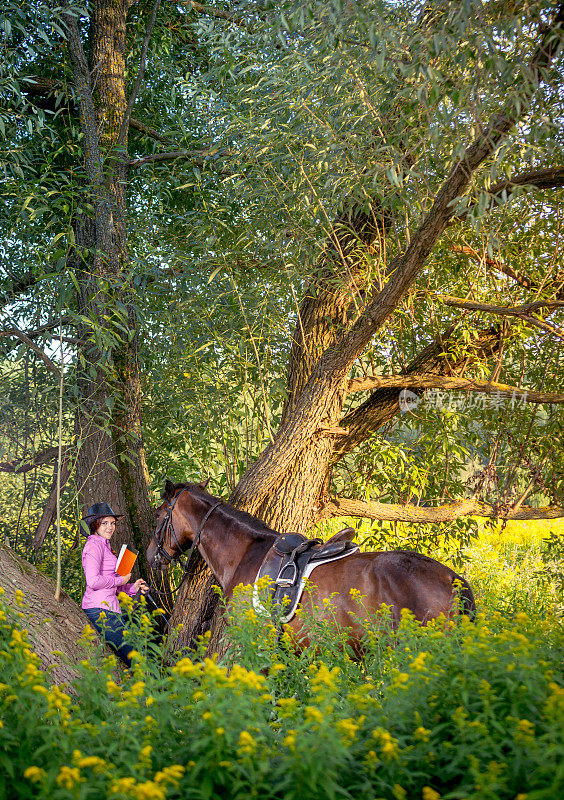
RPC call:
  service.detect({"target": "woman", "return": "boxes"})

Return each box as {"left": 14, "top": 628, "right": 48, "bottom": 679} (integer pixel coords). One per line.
{"left": 81, "top": 502, "right": 149, "bottom": 667}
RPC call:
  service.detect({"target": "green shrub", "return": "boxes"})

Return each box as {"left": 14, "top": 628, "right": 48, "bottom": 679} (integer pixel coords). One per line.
{"left": 1, "top": 576, "right": 563, "bottom": 800}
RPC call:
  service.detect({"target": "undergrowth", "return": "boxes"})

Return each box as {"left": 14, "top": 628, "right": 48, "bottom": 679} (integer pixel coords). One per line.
{"left": 1, "top": 524, "right": 563, "bottom": 800}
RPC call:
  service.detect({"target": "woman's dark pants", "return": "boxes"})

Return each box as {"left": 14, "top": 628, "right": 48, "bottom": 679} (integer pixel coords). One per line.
{"left": 84, "top": 608, "right": 135, "bottom": 668}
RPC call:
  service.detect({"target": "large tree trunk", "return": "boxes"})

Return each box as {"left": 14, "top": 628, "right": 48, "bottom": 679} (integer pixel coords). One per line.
{"left": 0, "top": 544, "right": 123, "bottom": 685}
{"left": 67, "top": 0, "right": 155, "bottom": 575}
{"left": 168, "top": 5, "right": 564, "bottom": 655}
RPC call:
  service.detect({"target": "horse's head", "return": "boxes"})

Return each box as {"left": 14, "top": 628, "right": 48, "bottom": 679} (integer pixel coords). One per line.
{"left": 147, "top": 478, "right": 211, "bottom": 569}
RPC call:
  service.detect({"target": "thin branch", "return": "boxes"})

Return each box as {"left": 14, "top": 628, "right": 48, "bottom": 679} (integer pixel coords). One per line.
{"left": 0, "top": 318, "right": 74, "bottom": 340}
{"left": 0, "top": 271, "right": 38, "bottom": 310}
{"left": 441, "top": 296, "right": 564, "bottom": 315}
{"left": 346, "top": 373, "right": 564, "bottom": 403}
{"left": 0, "top": 328, "right": 61, "bottom": 375}
{"left": 331, "top": 324, "right": 508, "bottom": 464}
{"left": 487, "top": 165, "right": 564, "bottom": 196}
{"left": 455, "top": 167, "right": 564, "bottom": 223}
{"left": 129, "top": 117, "right": 177, "bottom": 146}
{"left": 128, "top": 147, "right": 232, "bottom": 173}
{"left": 22, "top": 77, "right": 174, "bottom": 149}
{"left": 451, "top": 245, "right": 538, "bottom": 291}
{"left": 32, "top": 453, "right": 71, "bottom": 550}
{"left": 0, "top": 445, "right": 70, "bottom": 475}
{"left": 62, "top": 2, "right": 103, "bottom": 185}
{"left": 128, "top": 149, "right": 207, "bottom": 167}
{"left": 187, "top": 1, "right": 256, "bottom": 33}
{"left": 117, "top": 0, "right": 163, "bottom": 148}
{"left": 441, "top": 295, "right": 564, "bottom": 340}
{"left": 323, "top": 497, "right": 564, "bottom": 523}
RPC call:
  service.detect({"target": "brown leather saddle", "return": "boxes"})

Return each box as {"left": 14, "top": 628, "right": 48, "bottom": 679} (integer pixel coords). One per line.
{"left": 252, "top": 527, "right": 359, "bottom": 624}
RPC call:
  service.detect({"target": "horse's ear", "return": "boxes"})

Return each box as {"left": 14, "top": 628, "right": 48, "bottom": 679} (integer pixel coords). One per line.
{"left": 164, "top": 479, "right": 175, "bottom": 499}
{"left": 197, "top": 477, "right": 211, "bottom": 491}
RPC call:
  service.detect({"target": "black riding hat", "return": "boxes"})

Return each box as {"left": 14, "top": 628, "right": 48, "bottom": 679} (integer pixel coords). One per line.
{"left": 81, "top": 502, "right": 125, "bottom": 525}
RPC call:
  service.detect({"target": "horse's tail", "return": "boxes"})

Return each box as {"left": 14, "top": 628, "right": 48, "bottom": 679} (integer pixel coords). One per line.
{"left": 452, "top": 575, "right": 477, "bottom": 622}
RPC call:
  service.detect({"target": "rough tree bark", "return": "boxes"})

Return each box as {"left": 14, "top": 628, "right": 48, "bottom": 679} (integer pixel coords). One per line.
{"left": 0, "top": 544, "right": 122, "bottom": 686}
{"left": 64, "top": 0, "right": 155, "bottom": 573}
{"left": 168, "top": 5, "right": 564, "bottom": 653}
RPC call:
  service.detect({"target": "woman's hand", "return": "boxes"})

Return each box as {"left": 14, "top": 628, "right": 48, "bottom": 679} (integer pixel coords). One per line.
{"left": 120, "top": 573, "right": 132, "bottom": 584}
{"left": 132, "top": 578, "right": 149, "bottom": 594}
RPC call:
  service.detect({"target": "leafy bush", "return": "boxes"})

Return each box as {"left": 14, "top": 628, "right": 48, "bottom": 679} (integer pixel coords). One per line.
{"left": 1, "top": 568, "right": 564, "bottom": 800}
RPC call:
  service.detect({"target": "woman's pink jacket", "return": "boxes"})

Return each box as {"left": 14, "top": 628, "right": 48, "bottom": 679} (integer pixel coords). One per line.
{"left": 81, "top": 534, "right": 136, "bottom": 613}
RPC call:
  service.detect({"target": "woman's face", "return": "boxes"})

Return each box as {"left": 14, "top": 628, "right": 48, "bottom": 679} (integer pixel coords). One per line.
{"left": 96, "top": 516, "right": 117, "bottom": 540}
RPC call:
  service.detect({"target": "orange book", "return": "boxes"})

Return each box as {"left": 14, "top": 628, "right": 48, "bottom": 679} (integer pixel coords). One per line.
{"left": 116, "top": 544, "right": 138, "bottom": 577}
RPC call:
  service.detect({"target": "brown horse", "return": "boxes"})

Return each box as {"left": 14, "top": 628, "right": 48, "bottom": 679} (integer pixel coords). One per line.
{"left": 147, "top": 481, "right": 476, "bottom": 649}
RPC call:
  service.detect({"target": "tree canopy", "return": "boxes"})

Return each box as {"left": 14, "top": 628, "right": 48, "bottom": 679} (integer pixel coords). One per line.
{"left": 0, "top": 1, "right": 562, "bottom": 629}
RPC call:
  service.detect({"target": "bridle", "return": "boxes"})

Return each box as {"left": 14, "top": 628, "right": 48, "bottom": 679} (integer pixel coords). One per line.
{"left": 151, "top": 487, "right": 222, "bottom": 575}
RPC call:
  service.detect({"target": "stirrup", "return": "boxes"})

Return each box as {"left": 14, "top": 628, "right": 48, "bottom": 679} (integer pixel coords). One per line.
{"left": 276, "top": 562, "right": 297, "bottom": 587}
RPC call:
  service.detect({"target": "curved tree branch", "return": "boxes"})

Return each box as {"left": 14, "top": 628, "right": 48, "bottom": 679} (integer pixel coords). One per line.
{"left": 332, "top": 323, "right": 504, "bottom": 463}
{"left": 346, "top": 373, "right": 564, "bottom": 404}
{"left": 441, "top": 295, "right": 564, "bottom": 340}
{"left": 0, "top": 328, "right": 61, "bottom": 375}
{"left": 322, "top": 497, "right": 564, "bottom": 523}
{"left": 0, "top": 445, "right": 71, "bottom": 475}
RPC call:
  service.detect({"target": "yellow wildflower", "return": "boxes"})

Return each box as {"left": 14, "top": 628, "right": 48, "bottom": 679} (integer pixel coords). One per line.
{"left": 76, "top": 756, "right": 106, "bottom": 773}
{"left": 392, "top": 670, "right": 409, "bottom": 689}
{"left": 277, "top": 697, "right": 298, "bottom": 717}
{"left": 154, "top": 764, "right": 185, "bottom": 786}
{"left": 393, "top": 785, "right": 406, "bottom": 800}
{"left": 515, "top": 719, "right": 535, "bottom": 742}
{"left": 56, "top": 766, "right": 82, "bottom": 790}
{"left": 23, "top": 766, "right": 45, "bottom": 783}
{"left": 305, "top": 706, "right": 324, "bottom": 724}
{"left": 118, "top": 592, "right": 133, "bottom": 609}
{"left": 283, "top": 731, "right": 296, "bottom": 750}
{"left": 173, "top": 657, "right": 202, "bottom": 678}
{"left": 106, "top": 678, "right": 121, "bottom": 697}
{"left": 415, "top": 726, "right": 431, "bottom": 742}
{"left": 237, "top": 730, "right": 257, "bottom": 755}
{"left": 372, "top": 727, "right": 399, "bottom": 760}
{"left": 110, "top": 777, "right": 136, "bottom": 794}
{"left": 516, "top": 719, "right": 534, "bottom": 735}
{"left": 335, "top": 718, "right": 359, "bottom": 742}
{"left": 410, "top": 652, "right": 429, "bottom": 672}
{"left": 135, "top": 780, "right": 166, "bottom": 800}
{"left": 310, "top": 663, "right": 340, "bottom": 694}
{"left": 15, "top": 589, "right": 25, "bottom": 605}
{"left": 422, "top": 787, "right": 441, "bottom": 800}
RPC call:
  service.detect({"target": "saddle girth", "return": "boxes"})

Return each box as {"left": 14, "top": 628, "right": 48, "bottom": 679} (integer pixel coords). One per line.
{"left": 252, "top": 528, "right": 359, "bottom": 625}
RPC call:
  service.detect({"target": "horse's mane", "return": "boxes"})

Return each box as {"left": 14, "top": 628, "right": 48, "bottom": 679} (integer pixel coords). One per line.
{"left": 167, "top": 482, "right": 279, "bottom": 540}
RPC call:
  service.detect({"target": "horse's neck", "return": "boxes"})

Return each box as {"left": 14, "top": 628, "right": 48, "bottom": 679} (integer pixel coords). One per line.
{"left": 198, "top": 509, "right": 276, "bottom": 592}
